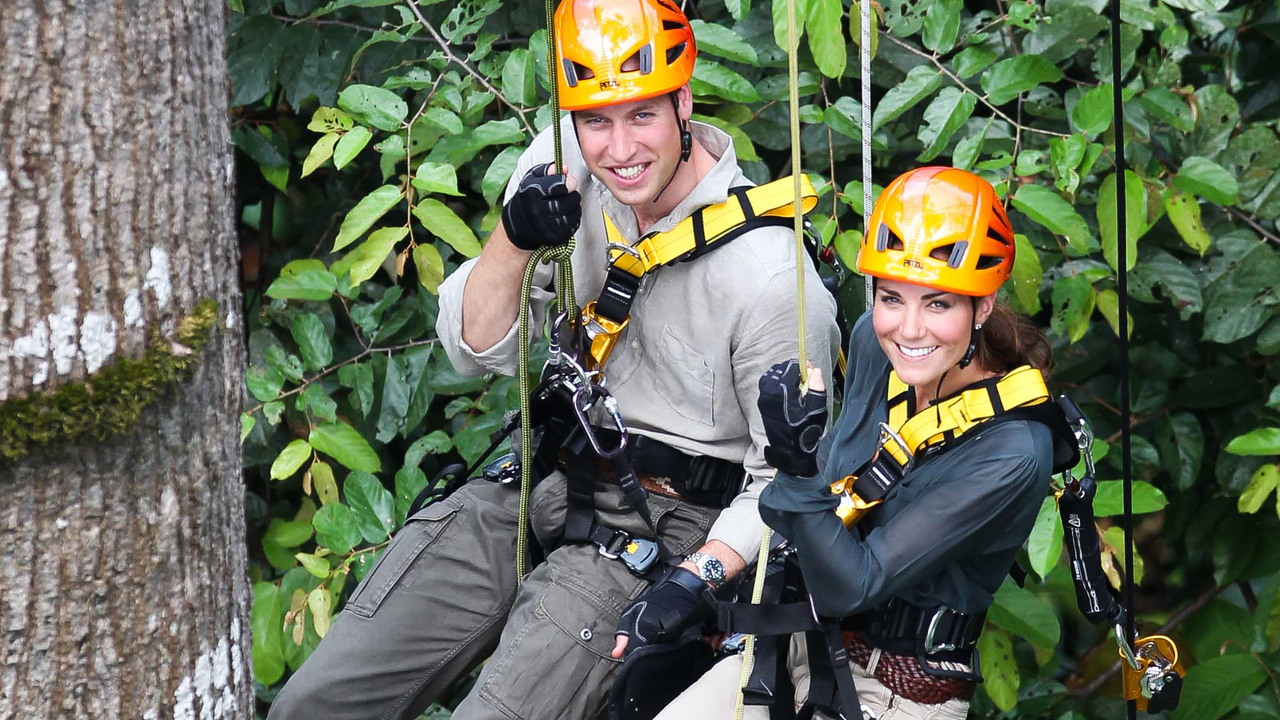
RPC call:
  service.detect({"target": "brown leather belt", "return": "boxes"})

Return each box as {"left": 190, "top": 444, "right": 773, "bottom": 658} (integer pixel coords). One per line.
{"left": 844, "top": 631, "right": 976, "bottom": 705}
{"left": 557, "top": 451, "right": 684, "bottom": 500}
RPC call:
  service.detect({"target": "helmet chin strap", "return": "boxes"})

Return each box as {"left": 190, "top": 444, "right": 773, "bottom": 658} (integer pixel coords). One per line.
{"left": 651, "top": 92, "right": 693, "bottom": 204}
{"left": 957, "top": 297, "right": 981, "bottom": 369}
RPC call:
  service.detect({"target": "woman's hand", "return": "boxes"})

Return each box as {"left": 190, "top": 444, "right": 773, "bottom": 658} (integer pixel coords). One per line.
{"left": 757, "top": 360, "right": 827, "bottom": 478}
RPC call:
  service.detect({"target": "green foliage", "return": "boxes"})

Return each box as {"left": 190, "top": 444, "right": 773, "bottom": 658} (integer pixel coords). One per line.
{"left": 229, "top": 0, "right": 1280, "bottom": 715}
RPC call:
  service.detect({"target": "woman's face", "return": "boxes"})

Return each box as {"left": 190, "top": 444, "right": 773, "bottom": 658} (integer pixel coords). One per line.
{"left": 871, "top": 278, "right": 993, "bottom": 388}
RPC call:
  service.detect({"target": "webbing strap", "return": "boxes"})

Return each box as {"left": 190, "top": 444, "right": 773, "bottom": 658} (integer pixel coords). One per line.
{"left": 605, "top": 176, "right": 819, "bottom": 277}
{"left": 886, "top": 366, "right": 1052, "bottom": 456}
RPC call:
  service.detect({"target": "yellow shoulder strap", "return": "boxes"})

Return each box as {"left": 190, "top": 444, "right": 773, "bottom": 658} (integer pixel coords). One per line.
{"left": 890, "top": 365, "right": 1052, "bottom": 456}
{"left": 604, "top": 175, "right": 819, "bottom": 278}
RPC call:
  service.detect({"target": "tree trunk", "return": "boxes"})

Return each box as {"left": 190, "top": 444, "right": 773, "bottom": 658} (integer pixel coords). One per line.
{"left": 0, "top": 1, "right": 250, "bottom": 718}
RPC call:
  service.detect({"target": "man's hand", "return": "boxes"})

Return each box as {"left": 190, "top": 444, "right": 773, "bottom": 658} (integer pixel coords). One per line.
{"left": 757, "top": 360, "right": 827, "bottom": 478}
{"left": 611, "top": 566, "right": 709, "bottom": 659}
{"left": 501, "top": 163, "right": 581, "bottom": 251}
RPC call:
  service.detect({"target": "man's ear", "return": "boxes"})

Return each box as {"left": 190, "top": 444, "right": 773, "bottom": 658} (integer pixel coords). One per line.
{"left": 676, "top": 84, "right": 693, "bottom": 123}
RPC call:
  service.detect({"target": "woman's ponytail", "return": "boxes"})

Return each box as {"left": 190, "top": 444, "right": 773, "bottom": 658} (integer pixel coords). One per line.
{"left": 976, "top": 301, "right": 1052, "bottom": 374}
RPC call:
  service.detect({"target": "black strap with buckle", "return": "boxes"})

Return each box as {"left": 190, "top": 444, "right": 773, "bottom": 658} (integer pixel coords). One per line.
{"left": 849, "top": 598, "right": 986, "bottom": 667}
{"left": 588, "top": 427, "right": 747, "bottom": 508}
{"left": 587, "top": 523, "right": 664, "bottom": 579}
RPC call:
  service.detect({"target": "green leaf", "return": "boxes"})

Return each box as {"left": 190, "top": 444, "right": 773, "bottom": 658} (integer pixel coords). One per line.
{"left": 413, "top": 243, "right": 446, "bottom": 295}
{"left": 981, "top": 55, "right": 1064, "bottom": 105}
{"left": 806, "top": 0, "right": 847, "bottom": 78}
{"left": 241, "top": 413, "right": 256, "bottom": 444}
{"left": 1071, "top": 83, "right": 1114, "bottom": 137}
{"left": 331, "top": 226, "right": 408, "bottom": 288}
{"left": 917, "top": 87, "right": 976, "bottom": 162}
{"left": 1012, "top": 184, "right": 1093, "bottom": 253}
{"left": 726, "top": 0, "right": 749, "bottom": 19}
{"left": 1027, "top": 496, "right": 1063, "bottom": 578}
{"left": 332, "top": 126, "right": 372, "bottom": 170}
{"left": 405, "top": 430, "right": 453, "bottom": 468}
{"left": 227, "top": 16, "right": 285, "bottom": 106}
{"left": 344, "top": 471, "right": 396, "bottom": 543}
{"left": 265, "top": 518, "right": 314, "bottom": 548}
{"left": 1097, "top": 171, "right": 1145, "bottom": 272}
{"left": 1168, "top": 652, "right": 1268, "bottom": 720}
{"left": 307, "top": 587, "right": 333, "bottom": 638}
{"left": 263, "top": 401, "right": 285, "bottom": 426}
{"left": 952, "top": 118, "right": 991, "bottom": 172}
{"left": 271, "top": 439, "right": 313, "bottom": 481}
{"left": 689, "top": 61, "right": 761, "bottom": 104}
{"left": 922, "top": 0, "right": 962, "bottom": 53}
{"left": 394, "top": 466, "right": 430, "bottom": 525}
{"left": 824, "top": 96, "right": 864, "bottom": 141}
{"left": 308, "top": 107, "right": 355, "bottom": 134}
{"left": 1009, "top": 234, "right": 1043, "bottom": 314}
{"left": 872, "top": 66, "right": 941, "bottom": 132}
{"left": 375, "top": 355, "right": 411, "bottom": 443}
{"left": 1175, "top": 156, "right": 1240, "bottom": 206}
{"left": 290, "top": 313, "right": 332, "bottom": 371}
{"left": 690, "top": 20, "right": 758, "bottom": 65}
{"left": 1095, "top": 289, "right": 1133, "bottom": 339}
{"left": 951, "top": 46, "right": 996, "bottom": 78}
{"left": 501, "top": 48, "right": 536, "bottom": 106}
{"left": 1227, "top": 429, "right": 1280, "bottom": 457}
{"left": 989, "top": 581, "right": 1061, "bottom": 648}
{"left": 302, "top": 132, "right": 341, "bottom": 178}
{"left": 1092, "top": 480, "right": 1168, "bottom": 516}
{"left": 334, "top": 185, "right": 403, "bottom": 252}
{"left": 692, "top": 114, "right": 760, "bottom": 162}
{"left": 482, "top": 146, "right": 523, "bottom": 206}
{"left": 1164, "top": 188, "right": 1212, "bottom": 255}
{"left": 338, "top": 363, "right": 375, "bottom": 418}
{"left": 1201, "top": 237, "right": 1280, "bottom": 343}
{"left": 1050, "top": 273, "right": 1096, "bottom": 342}
{"left": 312, "top": 502, "right": 362, "bottom": 554}
{"left": 384, "top": 68, "right": 435, "bottom": 91}
{"left": 311, "top": 460, "right": 339, "bottom": 505}
{"left": 266, "top": 260, "right": 337, "bottom": 301}
{"left": 848, "top": 0, "right": 880, "bottom": 61}
{"left": 412, "top": 161, "right": 463, "bottom": 197}
{"left": 246, "top": 365, "right": 285, "bottom": 403}
{"left": 423, "top": 107, "right": 464, "bottom": 135}
{"left": 978, "top": 629, "right": 1019, "bottom": 711}
{"left": 251, "top": 582, "right": 285, "bottom": 686}
{"left": 295, "top": 552, "right": 331, "bottom": 579}
{"left": 1140, "top": 87, "right": 1195, "bottom": 132}
{"left": 1239, "top": 464, "right": 1280, "bottom": 513}
{"left": 337, "top": 84, "right": 408, "bottom": 132}
{"left": 413, "top": 199, "right": 481, "bottom": 258}
{"left": 309, "top": 421, "right": 381, "bottom": 472}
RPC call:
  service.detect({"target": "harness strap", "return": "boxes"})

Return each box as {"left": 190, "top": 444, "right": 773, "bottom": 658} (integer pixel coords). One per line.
{"left": 796, "top": 624, "right": 862, "bottom": 720}
{"left": 889, "top": 365, "right": 1052, "bottom": 456}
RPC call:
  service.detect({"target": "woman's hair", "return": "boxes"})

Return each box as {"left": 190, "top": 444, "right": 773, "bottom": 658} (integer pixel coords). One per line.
{"left": 976, "top": 300, "right": 1052, "bottom": 373}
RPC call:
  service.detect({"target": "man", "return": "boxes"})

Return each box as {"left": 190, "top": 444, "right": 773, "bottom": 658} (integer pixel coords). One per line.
{"left": 268, "top": 1, "right": 838, "bottom": 718}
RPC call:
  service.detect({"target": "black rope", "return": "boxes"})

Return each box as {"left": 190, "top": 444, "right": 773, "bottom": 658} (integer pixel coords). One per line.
{"left": 1107, "top": 0, "right": 1137, "bottom": 716}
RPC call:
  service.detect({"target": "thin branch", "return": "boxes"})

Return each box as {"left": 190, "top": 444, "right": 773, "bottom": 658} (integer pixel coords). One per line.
{"left": 1223, "top": 205, "right": 1280, "bottom": 246}
{"left": 882, "top": 34, "right": 1070, "bottom": 139}
{"left": 403, "top": 0, "right": 536, "bottom": 136}
{"left": 246, "top": 338, "right": 439, "bottom": 415}
{"left": 270, "top": 13, "right": 523, "bottom": 48}
{"left": 1070, "top": 582, "right": 1227, "bottom": 698}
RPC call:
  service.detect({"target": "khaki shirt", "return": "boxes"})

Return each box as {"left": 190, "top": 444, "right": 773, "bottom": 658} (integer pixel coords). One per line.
{"left": 437, "top": 118, "right": 839, "bottom": 561}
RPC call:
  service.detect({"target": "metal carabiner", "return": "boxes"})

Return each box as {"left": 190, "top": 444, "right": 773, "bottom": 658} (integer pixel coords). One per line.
{"left": 607, "top": 241, "right": 642, "bottom": 266}
{"left": 571, "top": 384, "right": 628, "bottom": 458}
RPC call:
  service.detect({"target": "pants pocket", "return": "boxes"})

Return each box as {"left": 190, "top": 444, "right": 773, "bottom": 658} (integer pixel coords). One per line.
{"left": 343, "top": 494, "right": 463, "bottom": 618}
{"left": 480, "top": 573, "right": 622, "bottom": 719}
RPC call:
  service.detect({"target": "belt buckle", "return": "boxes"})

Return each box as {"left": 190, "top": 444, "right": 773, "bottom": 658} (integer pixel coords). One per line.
{"left": 596, "top": 529, "right": 628, "bottom": 560}
{"left": 924, "top": 608, "right": 959, "bottom": 654}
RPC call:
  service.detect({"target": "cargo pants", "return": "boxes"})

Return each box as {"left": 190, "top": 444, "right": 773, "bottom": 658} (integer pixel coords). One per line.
{"left": 268, "top": 468, "right": 720, "bottom": 720}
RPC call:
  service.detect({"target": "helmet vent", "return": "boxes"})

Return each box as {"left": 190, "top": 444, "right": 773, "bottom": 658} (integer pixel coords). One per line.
{"left": 665, "top": 41, "right": 687, "bottom": 65}
{"left": 876, "top": 225, "right": 905, "bottom": 252}
{"left": 655, "top": 0, "right": 682, "bottom": 13}
{"left": 931, "top": 241, "right": 968, "bottom": 268}
{"left": 662, "top": 19, "right": 685, "bottom": 31}
{"left": 561, "top": 58, "right": 580, "bottom": 87}
{"left": 571, "top": 60, "right": 595, "bottom": 80}
{"left": 975, "top": 254, "right": 1004, "bottom": 270}
{"left": 622, "top": 44, "right": 655, "bottom": 74}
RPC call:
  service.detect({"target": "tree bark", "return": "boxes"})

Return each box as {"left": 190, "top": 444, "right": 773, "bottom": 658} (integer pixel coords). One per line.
{"left": 0, "top": 1, "right": 249, "bottom": 718}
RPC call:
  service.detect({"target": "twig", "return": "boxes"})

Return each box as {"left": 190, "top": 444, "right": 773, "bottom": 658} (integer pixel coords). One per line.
{"left": 1070, "top": 582, "right": 1227, "bottom": 698}
{"left": 270, "top": 12, "right": 523, "bottom": 48}
{"left": 882, "top": 34, "right": 1070, "bottom": 139}
{"left": 1223, "top": 206, "right": 1280, "bottom": 245}
{"left": 246, "top": 338, "right": 439, "bottom": 415}
{"left": 403, "top": 0, "right": 536, "bottom": 136}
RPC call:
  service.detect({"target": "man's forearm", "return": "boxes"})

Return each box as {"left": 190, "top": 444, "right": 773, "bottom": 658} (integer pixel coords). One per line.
{"left": 460, "top": 223, "right": 533, "bottom": 352}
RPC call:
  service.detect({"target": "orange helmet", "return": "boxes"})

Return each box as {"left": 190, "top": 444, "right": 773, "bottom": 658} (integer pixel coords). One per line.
{"left": 857, "top": 167, "right": 1015, "bottom": 297}
{"left": 554, "top": 0, "right": 697, "bottom": 111}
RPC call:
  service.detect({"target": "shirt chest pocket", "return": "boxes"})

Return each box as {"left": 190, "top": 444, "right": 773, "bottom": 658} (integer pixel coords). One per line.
{"left": 654, "top": 325, "right": 716, "bottom": 427}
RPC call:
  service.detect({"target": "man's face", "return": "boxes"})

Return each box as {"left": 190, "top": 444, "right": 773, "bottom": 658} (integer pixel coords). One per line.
{"left": 572, "top": 93, "right": 684, "bottom": 208}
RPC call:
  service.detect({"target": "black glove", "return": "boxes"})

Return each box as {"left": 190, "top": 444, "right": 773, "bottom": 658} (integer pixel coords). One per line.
{"left": 501, "top": 162, "right": 581, "bottom": 251}
{"left": 616, "top": 566, "right": 709, "bottom": 659}
{"left": 757, "top": 359, "right": 828, "bottom": 478}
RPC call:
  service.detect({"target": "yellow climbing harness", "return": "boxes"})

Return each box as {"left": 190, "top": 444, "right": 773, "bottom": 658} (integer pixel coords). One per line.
{"left": 831, "top": 365, "right": 1054, "bottom": 527}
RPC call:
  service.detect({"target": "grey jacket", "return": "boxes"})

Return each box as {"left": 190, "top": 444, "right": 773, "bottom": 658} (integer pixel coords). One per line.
{"left": 437, "top": 118, "right": 840, "bottom": 562}
{"left": 760, "top": 313, "right": 1054, "bottom": 617}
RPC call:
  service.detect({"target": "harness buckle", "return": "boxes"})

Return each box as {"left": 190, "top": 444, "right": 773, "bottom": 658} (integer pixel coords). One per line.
{"left": 923, "top": 608, "right": 959, "bottom": 654}
{"left": 482, "top": 453, "right": 521, "bottom": 484}
{"left": 596, "top": 528, "right": 629, "bottom": 559}
{"left": 581, "top": 301, "right": 630, "bottom": 373}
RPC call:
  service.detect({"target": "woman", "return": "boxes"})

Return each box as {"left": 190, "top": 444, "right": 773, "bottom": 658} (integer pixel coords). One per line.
{"left": 657, "top": 166, "right": 1064, "bottom": 720}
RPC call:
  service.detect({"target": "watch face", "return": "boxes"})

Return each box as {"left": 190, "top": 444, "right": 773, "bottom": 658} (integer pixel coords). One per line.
{"left": 691, "top": 552, "right": 725, "bottom": 584}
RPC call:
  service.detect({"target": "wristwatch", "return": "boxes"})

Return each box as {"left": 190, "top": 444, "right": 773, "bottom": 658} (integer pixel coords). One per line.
{"left": 684, "top": 551, "right": 726, "bottom": 589}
